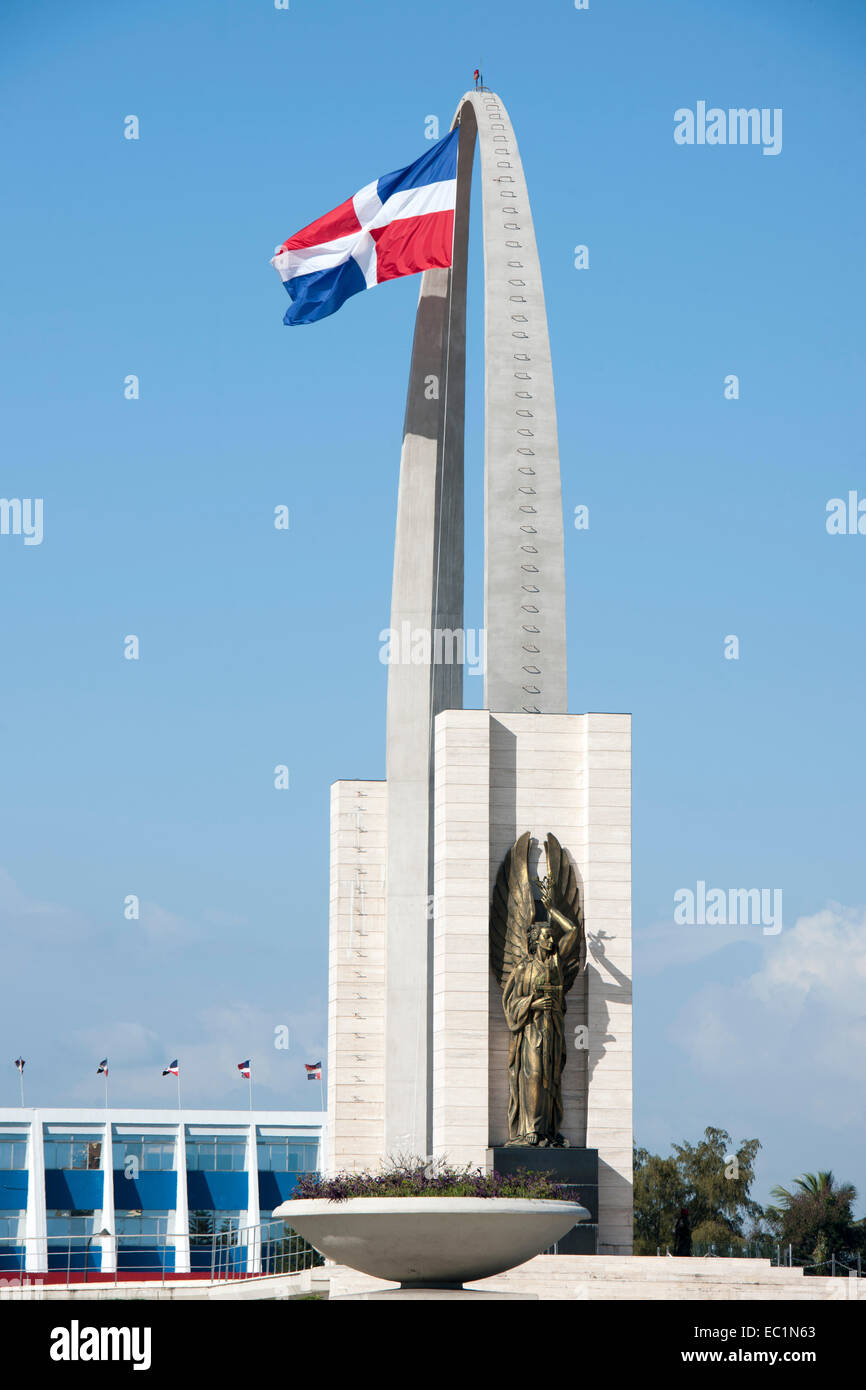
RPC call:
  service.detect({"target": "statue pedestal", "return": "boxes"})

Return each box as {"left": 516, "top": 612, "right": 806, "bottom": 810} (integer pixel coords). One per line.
{"left": 486, "top": 1147, "right": 599, "bottom": 1254}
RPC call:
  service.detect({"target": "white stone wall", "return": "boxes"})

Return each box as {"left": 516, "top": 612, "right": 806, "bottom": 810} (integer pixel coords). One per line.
{"left": 431, "top": 709, "right": 633, "bottom": 1253}
{"left": 432, "top": 711, "right": 492, "bottom": 1166}
{"left": 327, "top": 780, "right": 386, "bottom": 1172}
{"left": 582, "top": 713, "right": 633, "bottom": 1255}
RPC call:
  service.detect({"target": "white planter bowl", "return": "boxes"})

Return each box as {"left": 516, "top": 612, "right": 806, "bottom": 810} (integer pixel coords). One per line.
{"left": 273, "top": 1196, "right": 588, "bottom": 1287}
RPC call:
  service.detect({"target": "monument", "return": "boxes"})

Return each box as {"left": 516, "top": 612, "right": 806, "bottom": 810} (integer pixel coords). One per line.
{"left": 327, "top": 89, "right": 633, "bottom": 1256}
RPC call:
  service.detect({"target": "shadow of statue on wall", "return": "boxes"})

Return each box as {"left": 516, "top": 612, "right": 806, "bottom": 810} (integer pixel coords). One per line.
{"left": 585, "top": 929, "right": 632, "bottom": 1089}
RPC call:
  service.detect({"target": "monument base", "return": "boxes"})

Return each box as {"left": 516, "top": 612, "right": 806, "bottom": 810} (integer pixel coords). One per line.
{"left": 487, "top": 1146, "right": 599, "bottom": 1255}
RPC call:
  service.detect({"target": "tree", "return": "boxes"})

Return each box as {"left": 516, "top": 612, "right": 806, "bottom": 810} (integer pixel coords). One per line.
{"left": 672, "top": 1127, "right": 762, "bottom": 1250}
{"left": 766, "top": 1171, "right": 860, "bottom": 1268}
{"left": 633, "top": 1127, "right": 762, "bottom": 1254}
{"left": 633, "top": 1145, "right": 686, "bottom": 1254}
{"left": 189, "top": 1210, "right": 213, "bottom": 1246}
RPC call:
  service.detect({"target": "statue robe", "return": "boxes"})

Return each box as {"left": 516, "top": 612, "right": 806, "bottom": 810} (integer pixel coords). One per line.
{"left": 502, "top": 952, "right": 566, "bottom": 1142}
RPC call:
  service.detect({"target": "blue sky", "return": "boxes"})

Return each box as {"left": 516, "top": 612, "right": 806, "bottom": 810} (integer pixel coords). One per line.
{"left": 1, "top": 0, "right": 864, "bottom": 1210}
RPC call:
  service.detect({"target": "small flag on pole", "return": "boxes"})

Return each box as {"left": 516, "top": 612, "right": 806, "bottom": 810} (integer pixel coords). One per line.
{"left": 97, "top": 1057, "right": 110, "bottom": 1109}
{"left": 238, "top": 1058, "right": 253, "bottom": 1110}
{"left": 305, "top": 1061, "right": 322, "bottom": 1081}
{"left": 14, "top": 1057, "right": 25, "bottom": 1107}
{"left": 162, "top": 1058, "right": 182, "bottom": 1108}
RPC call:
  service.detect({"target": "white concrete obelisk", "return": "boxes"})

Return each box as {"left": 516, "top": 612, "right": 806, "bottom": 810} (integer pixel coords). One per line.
{"left": 327, "top": 90, "right": 633, "bottom": 1253}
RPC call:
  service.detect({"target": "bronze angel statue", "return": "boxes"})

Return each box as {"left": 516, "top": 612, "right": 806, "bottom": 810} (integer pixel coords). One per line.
{"left": 490, "top": 831, "right": 586, "bottom": 1147}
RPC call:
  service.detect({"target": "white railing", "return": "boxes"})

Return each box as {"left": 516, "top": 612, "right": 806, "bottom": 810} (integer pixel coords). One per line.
{"left": 0, "top": 1220, "right": 322, "bottom": 1287}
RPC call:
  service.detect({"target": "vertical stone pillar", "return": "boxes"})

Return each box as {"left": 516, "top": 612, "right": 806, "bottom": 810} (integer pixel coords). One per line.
{"left": 172, "top": 1120, "right": 190, "bottom": 1274}
{"left": 431, "top": 710, "right": 491, "bottom": 1164}
{"left": 583, "top": 713, "right": 633, "bottom": 1254}
{"left": 382, "top": 113, "right": 473, "bottom": 1161}
{"left": 244, "top": 1121, "right": 261, "bottom": 1273}
{"left": 328, "top": 780, "right": 386, "bottom": 1171}
{"left": 24, "top": 1111, "right": 46, "bottom": 1274}
{"left": 100, "top": 1117, "right": 116, "bottom": 1273}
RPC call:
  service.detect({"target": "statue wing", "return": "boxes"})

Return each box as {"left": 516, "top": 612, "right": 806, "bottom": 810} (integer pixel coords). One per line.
{"left": 490, "top": 830, "right": 534, "bottom": 991}
{"left": 545, "top": 832, "right": 585, "bottom": 995}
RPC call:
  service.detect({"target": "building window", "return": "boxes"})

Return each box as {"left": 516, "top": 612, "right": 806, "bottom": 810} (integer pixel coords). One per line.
{"left": 0, "top": 1212, "right": 25, "bottom": 1240}
{"left": 43, "top": 1137, "right": 102, "bottom": 1170}
{"left": 189, "top": 1210, "right": 242, "bottom": 1245}
{"left": 0, "top": 1139, "right": 27, "bottom": 1170}
{"left": 257, "top": 1138, "right": 319, "bottom": 1172}
{"left": 46, "top": 1211, "right": 97, "bottom": 1239}
{"left": 114, "top": 1138, "right": 175, "bottom": 1172}
{"left": 186, "top": 1138, "right": 246, "bottom": 1172}
{"left": 115, "top": 1211, "right": 170, "bottom": 1238}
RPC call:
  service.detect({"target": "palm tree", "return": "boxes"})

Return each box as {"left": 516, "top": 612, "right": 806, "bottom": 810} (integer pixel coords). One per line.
{"left": 767, "top": 1171, "right": 859, "bottom": 1270}
{"left": 769, "top": 1171, "right": 856, "bottom": 1209}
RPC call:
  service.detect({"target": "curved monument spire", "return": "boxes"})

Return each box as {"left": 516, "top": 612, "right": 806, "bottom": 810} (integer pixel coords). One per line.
{"left": 383, "top": 90, "right": 568, "bottom": 1157}
{"left": 459, "top": 90, "right": 568, "bottom": 715}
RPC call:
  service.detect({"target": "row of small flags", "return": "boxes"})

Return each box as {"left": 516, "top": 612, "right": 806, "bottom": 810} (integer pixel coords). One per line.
{"left": 13, "top": 1058, "right": 322, "bottom": 1080}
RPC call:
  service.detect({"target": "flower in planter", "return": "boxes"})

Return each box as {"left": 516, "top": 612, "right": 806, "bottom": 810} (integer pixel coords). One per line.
{"left": 291, "top": 1154, "right": 570, "bottom": 1203}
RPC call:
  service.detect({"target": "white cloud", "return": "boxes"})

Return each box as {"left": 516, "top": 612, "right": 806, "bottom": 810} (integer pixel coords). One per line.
{"left": 750, "top": 903, "right": 866, "bottom": 1014}
{"left": 670, "top": 904, "right": 866, "bottom": 1118}
{"left": 0, "top": 866, "right": 95, "bottom": 943}
{"left": 0, "top": 868, "right": 199, "bottom": 948}
{"left": 137, "top": 900, "right": 202, "bottom": 945}
{"left": 634, "top": 915, "right": 757, "bottom": 977}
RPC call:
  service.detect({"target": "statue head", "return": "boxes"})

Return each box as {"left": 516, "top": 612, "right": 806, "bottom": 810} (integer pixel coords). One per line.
{"left": 528, "top": 923, "right": 556, "bottom": 958}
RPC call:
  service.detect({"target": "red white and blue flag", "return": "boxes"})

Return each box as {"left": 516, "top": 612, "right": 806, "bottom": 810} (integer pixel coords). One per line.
{"left": 14, "top": 1058, "right": 24, "bottom": 1075}
{"left": 271, "top": 129, "right": 459, "bottom": 325}
{"left": 162, "top": 1060, "right": 179, "bottom": 1077}
{"left": 305, "top": 1061, "right": 322, "bottom": 1081}
{"left": 97, "top": 1058, "right": 109, "bottom": 1076}
{"left": 237, "top": 1060, "right": 251, "bottom": 1080}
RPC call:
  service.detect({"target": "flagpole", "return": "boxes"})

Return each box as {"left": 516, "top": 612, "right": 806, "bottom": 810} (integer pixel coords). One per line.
{"left": 104, "top": 1070, "right": 109, "bottom": 1110}
{"left": 19, "top": 1068, "right": 24, "bottom": 1108}
{"left": 319, "top": 1072, "right": 324, "bottom": 1114}
{"left": 177, "top": 1072, "right": 182, "bottom": 1111}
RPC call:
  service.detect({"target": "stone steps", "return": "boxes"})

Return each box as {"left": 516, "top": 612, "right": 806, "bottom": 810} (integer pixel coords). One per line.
{"left": 325, "top": 1255, "right": 855, "bottom": 1302}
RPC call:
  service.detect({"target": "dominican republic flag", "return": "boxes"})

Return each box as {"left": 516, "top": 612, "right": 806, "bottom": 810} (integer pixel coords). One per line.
{"left": 14, "top": 1058, "right": 24, "bottom": 1074}
{"left": 162, "top": 1060, "right": 179, "bottom": 1077}
{"left": 237, "top": 1060, "right": 251, "bottom": 1080}
{"left": 305, "top": 1061, "right": 322, "bottom": 1081}
{"left": 271, "top": 128, "right": 458, "bottom": 326}
{"left": 96, "top": 1058, "right": 109, "bottom": 1076}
